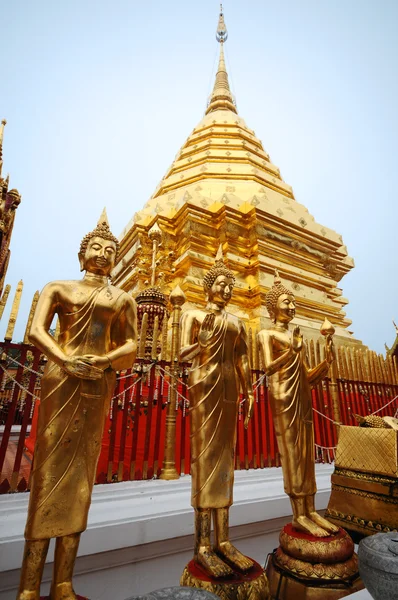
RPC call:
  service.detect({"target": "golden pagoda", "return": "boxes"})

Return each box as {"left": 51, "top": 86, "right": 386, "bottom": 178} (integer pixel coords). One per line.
{"left": 113, "top": 7, "right": 359, "bottom": 347}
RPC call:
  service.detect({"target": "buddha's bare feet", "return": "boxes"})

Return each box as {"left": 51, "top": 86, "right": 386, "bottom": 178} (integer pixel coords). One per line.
{"left": 16, "top": 591, "right": 40, "bottom": 600}
{"left": 292, "top": 516, "right": 329, "bottom": 537}
{"left": 309, "top": 511, "right": 339, "bottom": 534}
{"left": 215, "top": 541, "right": 254, "bottom": 572}
{"left": 195, "top": 547, "right": 234, "bottom": 579}
{"left": 50, "top": 582, "right": 78, "bottom": 600}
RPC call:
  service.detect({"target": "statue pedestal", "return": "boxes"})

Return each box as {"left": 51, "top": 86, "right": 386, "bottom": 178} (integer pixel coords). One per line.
{"left": 266, "top": 524, "right": 363, "bottom": 599}
{"left": 180, "top": 558, "right": 269, "bottom": 600}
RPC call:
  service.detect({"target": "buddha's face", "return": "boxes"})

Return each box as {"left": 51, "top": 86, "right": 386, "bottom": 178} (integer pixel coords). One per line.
{"left": 274, "top": 293, "right": 296, "bottom": 323}
{"left": 79, "top": 236, "right": 117, "bottom": 276}
{"left": 208, "top": 275, "right": 233, "bottom": 307}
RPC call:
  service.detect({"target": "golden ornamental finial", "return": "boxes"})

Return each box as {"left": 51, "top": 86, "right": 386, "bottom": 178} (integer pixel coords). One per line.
{"left": 0, "top": 119, "right": 6, "bottom": 141}
{"left": 215, "top": 243, "right": 223, "bottom": 262}
{"left": 97, "top": 207, "right": 109, "bottom": 227}
{"left": 0, "top": 119, "right": 6, "bottom": 176}
{"left": 206, "top": 5, "right": 236, "bottom": 115}
{"left": 216, "top": 4, "right": 228, "bottom": 43}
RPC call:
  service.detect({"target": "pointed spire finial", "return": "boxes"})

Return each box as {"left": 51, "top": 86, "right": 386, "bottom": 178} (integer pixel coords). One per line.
{"left": 215, "top": 243, "right": 224, "bottom": 262}
{"left": 216, "top": 4, "right": 228, "bottom": 43}
{"left": 97, "top": 207, "right": 109, "bottom": 227}
{"left": 0, "top": 119, "right": 6, "bottom": 178}
{"left": 0, "top": 119, "right": 6, "bottom": 145}
{"left": 206, "top": 6, "right": 237, "bottom": 115}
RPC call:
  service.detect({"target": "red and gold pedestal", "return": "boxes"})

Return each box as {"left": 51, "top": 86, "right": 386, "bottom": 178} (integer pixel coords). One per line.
{"left": 181, "top": 558, "right": 269, "bottom": 600}
{"left": 265, "top": 525, "right": 363, "bottom": 600}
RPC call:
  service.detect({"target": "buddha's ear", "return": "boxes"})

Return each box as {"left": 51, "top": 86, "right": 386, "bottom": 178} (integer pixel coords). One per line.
{"left": 78, "top": 252, "right": 85, "bottom": 272}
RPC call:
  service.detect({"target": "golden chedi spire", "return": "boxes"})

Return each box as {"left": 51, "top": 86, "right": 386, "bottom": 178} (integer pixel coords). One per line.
{"left": 0, "top": 119, "right": 6, "bottom": 177}
{"left": 115, "top": 7, "right": 358, "bottom": 348}
{"left": 206, "top": 6, "right": 237, "bottom": 115}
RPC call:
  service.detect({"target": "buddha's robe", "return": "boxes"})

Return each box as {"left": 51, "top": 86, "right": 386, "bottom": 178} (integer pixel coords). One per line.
{"left": 25, "top": 284, "right": 134, "bottom": 540}
{"left": 180, "top": 309, "right": 249, "bottom": 509}
{"left": 258, "top": 329, "right": 328, "bottom": 499}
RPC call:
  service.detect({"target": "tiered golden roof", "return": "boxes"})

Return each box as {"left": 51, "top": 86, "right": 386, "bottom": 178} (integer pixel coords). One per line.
{"left": 114, "top": 7, "right": 358, "bottom": 345}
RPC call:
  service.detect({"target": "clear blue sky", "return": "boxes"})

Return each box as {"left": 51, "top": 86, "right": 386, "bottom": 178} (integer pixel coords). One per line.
{"left": 0, "top": 0, "right": 397, "bottom": 352}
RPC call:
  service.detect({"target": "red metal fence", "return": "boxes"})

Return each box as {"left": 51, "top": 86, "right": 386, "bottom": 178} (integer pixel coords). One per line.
{"left": 1, "top": 341, "right": 398, "bottom": 494}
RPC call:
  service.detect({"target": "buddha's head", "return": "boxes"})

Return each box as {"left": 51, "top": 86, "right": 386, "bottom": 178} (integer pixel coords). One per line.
{"left": 79, "top": 211, "right": 119, "bottom": 277}
{"left": 203, "top": 245, "right": 235, "bottom": 307}
{"left": 266, "top": 271, "right": 295, "bottom": 324}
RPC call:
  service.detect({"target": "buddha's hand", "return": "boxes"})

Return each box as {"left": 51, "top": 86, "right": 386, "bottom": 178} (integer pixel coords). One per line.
{"left": 292, "top": 326, "right": 303, "bottom": 352}
{"left": 244, "top": 393, "right": 254, "bottom": 429}
{"left": 198, "top": 313, "right": 216, "bottom": 347}
{"left": 83, "top": 354, "right": 113, "bottom": 370}
{"left": 325, "top": 334, "right": 336, "bottom": 364}
{"left": 62, "top": 356, "right": 103, "bottom": 380}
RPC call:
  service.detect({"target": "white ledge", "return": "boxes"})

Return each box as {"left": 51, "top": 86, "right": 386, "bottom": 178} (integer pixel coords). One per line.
{"left": 0, "top": 464, "right": 333, "bottom": 574}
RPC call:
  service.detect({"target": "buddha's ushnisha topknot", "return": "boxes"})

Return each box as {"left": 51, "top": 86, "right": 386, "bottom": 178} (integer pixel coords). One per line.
{"left": 265, "top": 270, "right": 294, "bottom": 322}
{"left": 203, "top": 244, "right": 235, "bottom": 291}
{"left": 79, "top": 208, "right": 119, "bottom": 257}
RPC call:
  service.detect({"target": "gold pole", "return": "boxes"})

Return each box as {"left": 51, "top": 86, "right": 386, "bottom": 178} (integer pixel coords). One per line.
{"left": 151, "top": 315, "right": 160, "bottom": 361}
{"left": 159, "top": 284, "right": 185, "bottom": 480}
{"left": 138, "top": 312, "right": 148, "bottom": 358}
{"left": 23, "top": 291, "right": 39, "bottom": 343}
{"left": 5, "top": 279, "right": 23, "bottom": 341}
{"left": 161, "top": 314, "right": 168, "bottom": 360}
{"left": 0, "top": 283, "right": 11, "bottom": 320}
{"left": 328, "top": 340, "right": 341, "bottom": 424}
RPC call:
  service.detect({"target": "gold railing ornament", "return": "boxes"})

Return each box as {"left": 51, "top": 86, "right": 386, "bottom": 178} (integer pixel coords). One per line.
{"left": 0, "top": 283, "right": 10, "bottom": 320}
{"left": 5, "top": 279, "right": 23, "bottom": 341}
{"left": 159, "top": 283, "right": 186, "bottom": 480}
{"left": 320, "top": 317, "right": 342, "bottom": 424}
{"left": 23, "top": 291, "right": 39, "bottom": 344}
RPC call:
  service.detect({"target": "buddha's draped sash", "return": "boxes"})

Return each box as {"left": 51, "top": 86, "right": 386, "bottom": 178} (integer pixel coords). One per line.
{"left": 268, "top": 347, "right": 316, "bottom": 498}
{"left": 25, "top": 286, "right": 116, "bottom": 539}
{"left": 188, "top": 312, "right": 241, "bottom": 509}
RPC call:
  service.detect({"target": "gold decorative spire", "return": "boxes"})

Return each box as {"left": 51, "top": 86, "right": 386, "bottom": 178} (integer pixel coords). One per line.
{"left": 206, "top": 6, "right": 237, "bottom": 115}
{"left": 24, "top": 291, "right": 40, "bottom": 344}
{"left": 0, "top": 119, "right": 6, "bottom": 177}
{"left": 98, "top": 206, "right": 109, "bottom": 227}
{"left": 0, "top": 284, "right": 11, "bottom": 320}
{"left": 5, "top": 279, "right": 23, "bottom": 342}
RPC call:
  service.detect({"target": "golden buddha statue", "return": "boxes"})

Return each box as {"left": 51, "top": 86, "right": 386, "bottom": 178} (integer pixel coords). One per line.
{"left": 180, "top": 246, "right": 254, "bottom": 578}
{"left": 17, "top": 212, "right": 137, "bottom": 600}
{"left": 258, "top": 271, "right": 338, "bottom": 537}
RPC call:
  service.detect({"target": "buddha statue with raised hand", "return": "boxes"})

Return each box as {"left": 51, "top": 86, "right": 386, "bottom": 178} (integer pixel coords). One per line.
{"left": 17, "top": 211, "right": 137, "bottom": 600}
{"left": 258, "top": 271, "right": 338, "bottom": 537}
{"left": 180, "top": 245, "right": 254, "bottom": 578}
